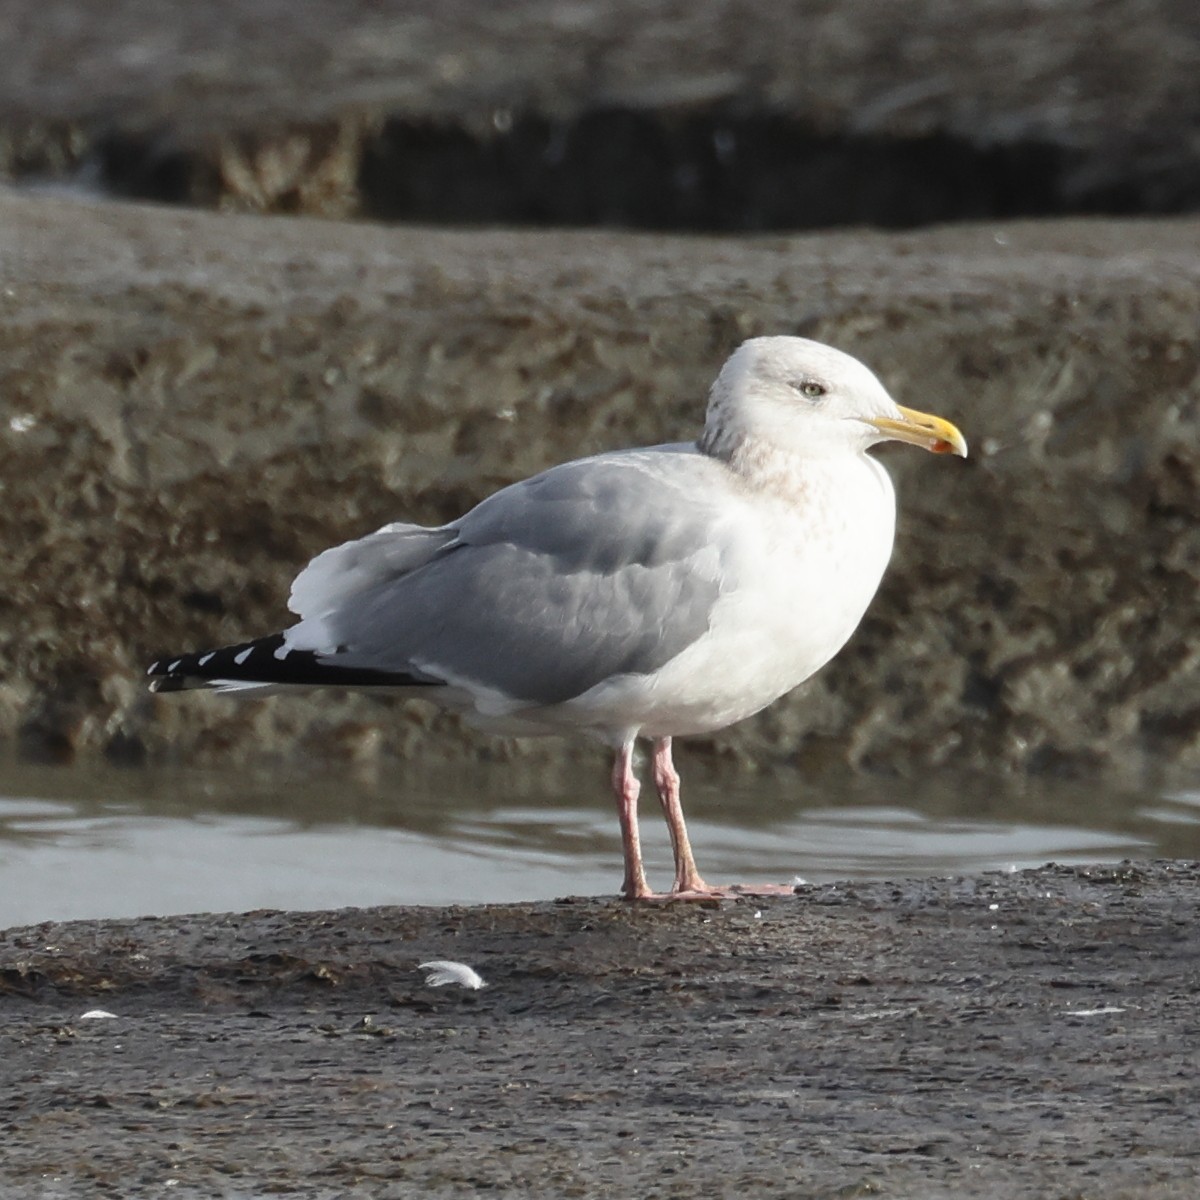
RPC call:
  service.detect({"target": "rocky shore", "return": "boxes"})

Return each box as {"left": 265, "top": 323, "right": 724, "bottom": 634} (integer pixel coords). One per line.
{"left": 4, "top": 0, "right": 1200, "bottom": 225}
{"left": 1, "top": 190, "right": 1197, "bottom": 781}
{"left": 2, "top": 862, "right": 1198, "bottom": 1198}
{"left": 1, "top": 4, "right": 1199, "bottom": 1197}
{"left": 1, "top": 0, "right": 1197, "bottom": 781}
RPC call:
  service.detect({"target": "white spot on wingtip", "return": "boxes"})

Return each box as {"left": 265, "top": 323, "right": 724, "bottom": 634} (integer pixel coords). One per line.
{"left": 233, "top": 647, "right": 253, "bottom": 666}
{"left": 273, "top": 643, "right": 291, "bottom": 661}
{"left": 198, "top": 652, "right": 215, "bottom": 667}
{"left": 418, "top": 960, "right": 487, "bottom": 990}
{"left": 168, "top": 659, "right": 182, "bottom": 673}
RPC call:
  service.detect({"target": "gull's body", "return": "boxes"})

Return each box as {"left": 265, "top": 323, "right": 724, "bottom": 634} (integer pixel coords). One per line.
{"left": 149, "top": 337, "right": 966, "bottom": 899}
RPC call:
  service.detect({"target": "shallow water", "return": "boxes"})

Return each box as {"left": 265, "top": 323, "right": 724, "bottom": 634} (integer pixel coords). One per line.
{"left": 0, "top": 754, "right": 1196, "bottom": 929}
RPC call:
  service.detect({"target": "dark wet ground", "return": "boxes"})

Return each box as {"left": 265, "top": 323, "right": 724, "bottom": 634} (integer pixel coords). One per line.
{"left": 2, "top": 861, "right": 1197, "bottom": 1198}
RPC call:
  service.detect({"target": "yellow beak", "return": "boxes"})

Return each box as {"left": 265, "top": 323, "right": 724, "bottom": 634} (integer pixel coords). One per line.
{"left": 868, "top": 406, "right": 968, "bottom": 457}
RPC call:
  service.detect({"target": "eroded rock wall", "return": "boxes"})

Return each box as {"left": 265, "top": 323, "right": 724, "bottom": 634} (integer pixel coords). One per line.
{"left": 2, "top": 192, "right": 1196, "bottom": 779}
{"left": 2, "top": 0, "right": 1199, "bottom": 225}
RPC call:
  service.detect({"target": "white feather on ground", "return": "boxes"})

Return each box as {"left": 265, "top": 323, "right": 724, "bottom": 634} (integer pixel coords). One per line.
{"left": 418, "top": 960, "right": 487, "bottom": 989}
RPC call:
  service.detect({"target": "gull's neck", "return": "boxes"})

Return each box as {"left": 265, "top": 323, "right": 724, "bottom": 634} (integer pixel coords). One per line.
{"left": 698, "top": 428, "right": 829, "bottom": 500}
{"left": 696, "top": 417, "right": 739, "bottom": 463}
{"left": 698, "top": 383, "right": 819, "bottom": 496}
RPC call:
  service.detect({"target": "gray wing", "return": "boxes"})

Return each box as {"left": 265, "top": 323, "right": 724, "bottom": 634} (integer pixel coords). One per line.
{"left": 288, "top": 523, "right": 456, "bottom": 619}
{"left": 309, "top": 449, "right": 742, "bottom": 707}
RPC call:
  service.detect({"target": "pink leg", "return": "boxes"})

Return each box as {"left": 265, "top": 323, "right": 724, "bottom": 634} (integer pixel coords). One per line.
{"left": 611, "top": 738, "right": 651, "bottom": 900}
{"left": 651, "top": 737, "right": 717, "bottom": 896}
{"left": 651, "top": 738, "right": 799, "bottom": 900}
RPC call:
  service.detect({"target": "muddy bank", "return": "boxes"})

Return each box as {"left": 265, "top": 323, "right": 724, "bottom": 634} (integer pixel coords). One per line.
{"left": 0, "top": 861, "right": 1197, "bottom": 1198}
{"left": 0, "top": 191, "right": 1197, "bottom": 779}
{"left": 3, "top": 0, "right": 1200, "bottom": 225}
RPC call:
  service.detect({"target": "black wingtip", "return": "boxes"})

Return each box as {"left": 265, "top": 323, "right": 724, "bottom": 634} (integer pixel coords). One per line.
{"left": 147, "top": 634, "right": 288, "bottom": 691}
{"left": 147, "top": 674, "right": 192, "bottom": 694}
{"left": 147, "top": 633, "right": 440, "bottom": 692}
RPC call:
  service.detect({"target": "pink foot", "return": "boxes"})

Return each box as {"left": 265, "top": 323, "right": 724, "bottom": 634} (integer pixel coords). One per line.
{"left": 624, "top": 888, "right": 724, "bottom": 904}
{"left": 622, "top": 880, "right": 800, "bottom": 903}
{"left": 620, "top": 874, "right": 725, "bottom": 903}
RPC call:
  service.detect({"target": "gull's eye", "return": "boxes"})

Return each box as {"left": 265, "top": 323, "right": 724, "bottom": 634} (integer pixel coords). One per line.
{"left": 796, "top": 380, "right": 826, "bottom": 400}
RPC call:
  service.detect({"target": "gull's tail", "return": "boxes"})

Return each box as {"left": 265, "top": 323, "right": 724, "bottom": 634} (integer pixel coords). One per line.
{"left": 147, "top": 634, "right": 435, "bottom": 694}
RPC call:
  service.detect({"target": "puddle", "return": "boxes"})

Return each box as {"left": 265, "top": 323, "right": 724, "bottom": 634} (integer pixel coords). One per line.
{"left": 0, "top": 755, "right": 1194, "bottom": 929}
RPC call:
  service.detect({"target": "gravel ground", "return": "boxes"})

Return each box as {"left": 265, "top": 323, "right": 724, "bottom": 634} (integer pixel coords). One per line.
{"left": 2, "top": 861, "right": 1198, "bottom": 1198}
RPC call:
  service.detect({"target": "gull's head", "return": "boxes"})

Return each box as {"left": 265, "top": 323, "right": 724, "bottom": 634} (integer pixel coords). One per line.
{"left": 701, "top": 336, "right": 967, "bottom": 461}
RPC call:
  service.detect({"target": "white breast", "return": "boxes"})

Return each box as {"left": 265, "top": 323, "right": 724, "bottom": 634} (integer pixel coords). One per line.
{"left": 564, "top": 453, "right": 898, "bottom": 739}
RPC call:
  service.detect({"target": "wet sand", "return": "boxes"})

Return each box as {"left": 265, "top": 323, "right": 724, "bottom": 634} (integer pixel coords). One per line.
{"left": 2, "top": 861, "right": 1197, "bottom": 1198}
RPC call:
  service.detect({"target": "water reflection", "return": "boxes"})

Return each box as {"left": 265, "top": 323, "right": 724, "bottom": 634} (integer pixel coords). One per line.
{"left": 0, "top": 754, "right": 1195, "bottom": 929}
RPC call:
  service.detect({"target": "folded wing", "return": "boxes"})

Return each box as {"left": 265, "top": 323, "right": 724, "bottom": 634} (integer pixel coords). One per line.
{"left": 289, "top": 449, "right": 741, "bottom": 709}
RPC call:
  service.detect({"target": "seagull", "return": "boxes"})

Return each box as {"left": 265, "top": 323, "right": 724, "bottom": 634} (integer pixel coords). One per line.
{"left": 148, "top": 336, "right": 966, "bottom": 900}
